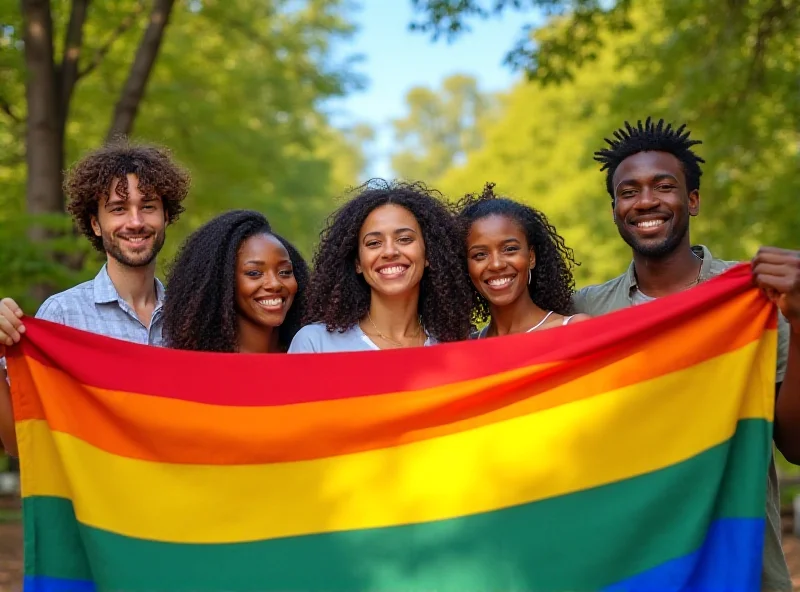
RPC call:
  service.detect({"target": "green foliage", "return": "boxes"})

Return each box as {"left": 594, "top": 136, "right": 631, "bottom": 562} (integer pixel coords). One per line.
{"left": 391, "top": 74, "right": 495, "bottom": 182}
{"left": 1, "top": 0, "right": 369, "bottom": 307}
{"left": 398, "top": 0, "right": 800, "bottom": 288}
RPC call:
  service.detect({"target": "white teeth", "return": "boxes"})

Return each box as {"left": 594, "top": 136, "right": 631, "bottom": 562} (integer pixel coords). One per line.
{"left": 487, "top": 277, "right": 513, "bottom": 286}
{"left": 379, "top": 266, "right": 407, "bottom": 275}
{"left": 258, "top": 298, "right": 282, "bottom": 306}
{"left": 636, "top": 220, "right": 665, "bottom": 228}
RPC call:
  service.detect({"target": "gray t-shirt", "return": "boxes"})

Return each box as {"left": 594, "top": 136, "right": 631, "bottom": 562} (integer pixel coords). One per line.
{"left": 288, "top": 323, "right": 437, "bottom": 353}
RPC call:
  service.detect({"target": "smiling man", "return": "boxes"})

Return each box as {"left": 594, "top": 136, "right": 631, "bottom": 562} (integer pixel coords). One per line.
{"left": 0, "top": 142, "right": 190, "bottom": 455}
{"left": 573, "top": 118, "right": 800, "bottom": 592}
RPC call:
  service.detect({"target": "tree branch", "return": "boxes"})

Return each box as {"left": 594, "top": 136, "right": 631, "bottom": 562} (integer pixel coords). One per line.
{"left": 0, "top": 96, "right": 20, "bottom": 124}
{"left": 106, "top": 0, "right": 176, "bottom": 141}
{"left": 59, "top": 0, "right": 91, "bottom": 123}
{"left": 79, "top": 0, "right": 146, "bottom": 80}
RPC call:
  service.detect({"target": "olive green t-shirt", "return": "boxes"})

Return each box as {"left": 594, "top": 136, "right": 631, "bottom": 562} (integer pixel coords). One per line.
{"left": 572, "top": 245, "right": 792, "bottom": 592}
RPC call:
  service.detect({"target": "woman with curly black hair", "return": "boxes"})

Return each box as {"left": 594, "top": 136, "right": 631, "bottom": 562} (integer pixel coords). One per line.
{"left": 163, "top": 210, "right": 308, "bottom": 353}
{"left": 456, "top": 183, "right": 590, "bottom": 338}
{"left": 288, "top": 179, "right": 473, "bottom": 352}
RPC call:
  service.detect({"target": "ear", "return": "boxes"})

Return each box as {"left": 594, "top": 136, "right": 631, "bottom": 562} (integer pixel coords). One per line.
{"left": 688, "top": 189, "right": 700, "bottom": 217}
{"left": 529, "top": 248, "right": 536, "bottom": 270}
{"left": 355, "top": 258, "right": 363, "bottom": 274}
{"left": 424, "top": 259, "right": 429, "bottom": 268}
{"left": 90, "top": 215, "right": 101, "bottom": 237}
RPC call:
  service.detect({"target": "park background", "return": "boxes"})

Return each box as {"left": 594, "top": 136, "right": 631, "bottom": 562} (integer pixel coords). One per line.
{"left": 1, "top": 0, "right": 800, "bottom": 589}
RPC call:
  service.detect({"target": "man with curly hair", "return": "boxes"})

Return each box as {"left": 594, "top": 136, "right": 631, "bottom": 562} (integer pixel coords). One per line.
{"left": 0, "top": 141, "right": 190, "bottom": 456}
{"left": 573, "top": 117, "right": 800, "bottom": 592}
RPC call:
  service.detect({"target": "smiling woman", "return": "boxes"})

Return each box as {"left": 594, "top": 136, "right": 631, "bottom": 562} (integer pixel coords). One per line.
{"left": 288, "top": 179, "right": 473, "bottom": 353}
{"left": 456, "top": 183, "right": 589, "bottom": 338}
{"left": 162, "top": 210, "right": 309, "bottom": 354}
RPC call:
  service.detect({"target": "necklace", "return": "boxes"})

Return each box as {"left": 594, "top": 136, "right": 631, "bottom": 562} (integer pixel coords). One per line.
{"left": 367, "top": 312, "right": 424, "bottom": 348}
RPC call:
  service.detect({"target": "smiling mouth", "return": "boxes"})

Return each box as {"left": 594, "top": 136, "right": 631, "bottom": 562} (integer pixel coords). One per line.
{"left": 485, "top": 275, "right": 515, "bottom": 290}
{"left": 120, "top": 235, "right": 153, "bottom": 246}
{"left": 377, "top": 265, "right": 409, "bottom": 277}
{"left": 256, "top": 298, "right": 285, "bottom": 311}
{"left": 633, "top": 219, "right": 666, "bottom": 230}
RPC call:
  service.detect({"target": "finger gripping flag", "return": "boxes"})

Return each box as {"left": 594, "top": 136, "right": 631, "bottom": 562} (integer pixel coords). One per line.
{"left": 8, "top": 264, "right": 777, "bottom": 592}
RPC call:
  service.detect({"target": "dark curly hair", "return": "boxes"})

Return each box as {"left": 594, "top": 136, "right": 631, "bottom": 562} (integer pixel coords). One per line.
{"left": 304, "top": 179, "right": 473, "bottom": 343}
{"left": 163, "top": 210, "right": 309, "bottom": 353}
{"left": 456, "top": 183, "right": 578, "bottom": 322}
{"left": 65, "top": 140, "right": 191, "bottom": 251}
{"left": 594, "top": 117, "right": 705, "bottom": 204}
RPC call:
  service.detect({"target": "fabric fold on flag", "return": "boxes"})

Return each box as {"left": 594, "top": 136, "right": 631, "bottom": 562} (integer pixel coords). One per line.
{"left": 8, "top": 263, "right": 777, "bottom": 592}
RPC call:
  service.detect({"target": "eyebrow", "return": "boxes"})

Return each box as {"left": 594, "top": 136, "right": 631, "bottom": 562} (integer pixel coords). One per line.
{"left": 243, "top": 259, "right": 292, "bottom": 265}
{"left": 363, "top": 228, "right": 418, "bottom": 239}
{"left": 468, "top": 238, "right": 521, "bottom": 251}
{"left": 616, "top": 173, "right": 680, "bottom": 188}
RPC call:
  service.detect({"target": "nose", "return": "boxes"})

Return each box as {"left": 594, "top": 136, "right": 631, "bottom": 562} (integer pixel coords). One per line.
{"left": 380, "top": 241, "right": 400, "bottom": 259}
{"left": 125, "top": 207, "right": 146, "bottom": 229}
{"left": 262, "top": 271, "right": 283, "bottom": 292}
{"left": 633, "top": 186, "right": 660, "bottom": 210}
{"left": 488, "top": 251, "right": 505, "bottom": 271}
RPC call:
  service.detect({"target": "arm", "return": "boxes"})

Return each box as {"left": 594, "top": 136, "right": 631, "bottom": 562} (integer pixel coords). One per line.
{"left": 775, "top": 334, "right": 800, "bottom": 463}
{"left": 0, "top": 299, "right": 25, "bottom": 458}
{"left": 752, "top": 247, "right": 800, "bottom": 463}
{"left": 0, "top": 363, "right": 16, "bottom": 458}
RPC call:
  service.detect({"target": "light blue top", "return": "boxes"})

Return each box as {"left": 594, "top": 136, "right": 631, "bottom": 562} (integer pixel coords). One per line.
{"left": 35, "top": 263, "right": 165, "bottom": 346}
{"left": 288, "top": 322, "right": 437, "bottom": 353}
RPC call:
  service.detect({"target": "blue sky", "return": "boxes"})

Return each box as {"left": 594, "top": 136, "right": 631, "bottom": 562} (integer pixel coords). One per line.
{"left": 330, "top": 2, "right": 540, "bottom": 178}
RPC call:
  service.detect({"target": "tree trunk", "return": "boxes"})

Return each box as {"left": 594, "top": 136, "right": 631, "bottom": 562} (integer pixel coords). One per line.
{"left": 21, "top": 0, "right": 62, "bottom": 221}
{"left": 107, "top": 0, "right": 176, "bottom": 140}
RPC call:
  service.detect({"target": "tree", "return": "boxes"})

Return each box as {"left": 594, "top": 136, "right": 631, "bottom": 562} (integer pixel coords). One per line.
{"left": 1, "top": 0, "right": 367, "bottom": 309}
{"left": 421, "top": 0, "right": 800, "bottom": 287}
{"left": 19, "top": 0, "right": 176, "bottom": 221}
{"left": 391, "top": 74, "right": 494, "bottom": 181}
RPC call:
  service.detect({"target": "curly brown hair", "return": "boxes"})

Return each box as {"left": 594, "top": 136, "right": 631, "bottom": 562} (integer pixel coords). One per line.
{"left": 64, "top": 141, "right": 191, "bottom": 252}
{"left": 455, "top": 183, "right": 579, "bottom": 322}
{"left": 303, "top": 179, "right": 473, "bottom": 343}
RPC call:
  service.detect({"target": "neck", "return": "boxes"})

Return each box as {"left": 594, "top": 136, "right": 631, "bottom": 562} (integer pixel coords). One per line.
{"left": 365, "top": 288, "right": 422, "bottom": 341}
{"left": 488, "top": 293, "right": 548, "bottom": 337}
{"left": 236, "top": 317, "right": 280, "bottom": 354}
{"left": 105, "top": 256, "right": 158, "bottom": 308}
{"left": 632, "top": 240, "right": 701, "bottom": 298}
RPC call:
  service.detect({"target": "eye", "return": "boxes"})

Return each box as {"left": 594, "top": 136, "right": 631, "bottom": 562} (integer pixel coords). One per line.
{"left": 618, "top": 189, "right": 637, "bottom": 198}
{"left": 656, "top": 184, "right": 676, "bottom": 192}
{"left": 245, "top": 270, "right": 262, "bottom": 278}
{"left": 366, "top": 240, "right": 380, "bottom": 248}
{"left": 111, "top": 207, "right": 125, "bottom": 213}
{"left": 142, "top": 204, "right": 156, "bottom": 211}
{"left": 279, "top": 269, "right": 294, "bottom": 278}
{"left": 471, "top": 251, "right": 487, "bottom": 260}
{"left": 503, "top": 246, "right": 519, "bottom": 254}
{"left": 397, "top": 236, "right": 413, "bottom": 244}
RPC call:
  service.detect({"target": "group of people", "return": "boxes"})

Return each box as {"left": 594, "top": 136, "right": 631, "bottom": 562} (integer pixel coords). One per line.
{"left": 1, "top": 117, "right": 799, "bottom": 590}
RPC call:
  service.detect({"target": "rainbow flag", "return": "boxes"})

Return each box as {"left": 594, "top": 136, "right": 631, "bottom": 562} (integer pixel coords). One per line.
{"left": 8, "top": 264, "right": 777, "bottom": 592}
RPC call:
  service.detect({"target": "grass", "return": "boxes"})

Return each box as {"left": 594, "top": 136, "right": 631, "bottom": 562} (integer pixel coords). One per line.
{"left": 0, "top": 508, "right": 21, "bottom": 524}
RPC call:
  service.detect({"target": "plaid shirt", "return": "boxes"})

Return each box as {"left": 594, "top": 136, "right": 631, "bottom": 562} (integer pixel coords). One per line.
{"left": 34, "top": 263, "right": 165, "bottom": 346}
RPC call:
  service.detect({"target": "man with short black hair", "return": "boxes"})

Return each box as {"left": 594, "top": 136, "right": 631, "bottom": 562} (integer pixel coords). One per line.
{"left": 574, "top": 118, "right": 800, "bottom": 592}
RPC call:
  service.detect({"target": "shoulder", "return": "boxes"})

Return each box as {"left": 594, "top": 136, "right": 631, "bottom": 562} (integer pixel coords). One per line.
{"left": 572, "top": 273, "right": 628, "bottom": 316}
{"left": 35, "top": 280, "right": 94, "bottom": 323}
{"left": 287, "top": 323, "right": 360, "bottom": 353}
{"left": 563, "top": 313, "right": 591, "bottom": 325}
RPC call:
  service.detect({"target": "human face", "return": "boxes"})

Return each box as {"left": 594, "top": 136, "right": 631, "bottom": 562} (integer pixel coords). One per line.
{"left": 235, "top": 233, "right": 298, "bottom": 329}
{"left": 91, "top": 174, "right": 167, "bottom": 268}
{"left": 466, "top": 215, "right": 534, "bottom": 308}
{"left": 612, "top": 151, "right": 699, "bottom": 258}
{"left": 355, "top": 204, "right": 427, "bottom": 298}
